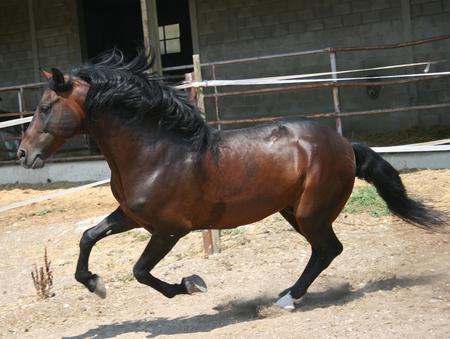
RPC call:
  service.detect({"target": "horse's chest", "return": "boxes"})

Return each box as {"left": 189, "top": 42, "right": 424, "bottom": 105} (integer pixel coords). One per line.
{"left": 111, "top": 175, "right": 193, "bottom": 232}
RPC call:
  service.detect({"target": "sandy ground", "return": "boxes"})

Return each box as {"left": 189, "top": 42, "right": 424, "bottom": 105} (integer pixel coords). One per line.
{"left": 0, "top": 170, "right": 449, "bottom": 338}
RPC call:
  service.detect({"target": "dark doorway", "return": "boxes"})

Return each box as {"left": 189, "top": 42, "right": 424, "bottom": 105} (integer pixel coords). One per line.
{"left": 157, "top": 0, "right": 193, "bottom": 74}
{"left": 79, "top": 0, "right": 144, "bottom": 60}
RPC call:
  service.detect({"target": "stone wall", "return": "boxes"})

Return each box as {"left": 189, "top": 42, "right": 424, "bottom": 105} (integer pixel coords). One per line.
{"left": 195, "top": 0, "right": 450, "bottom": 135}
{"left": 1, "top": 0, "right": 449, "bottom": 137}
{"left": 0, "top": 0, "right": 82, "bottom": 112}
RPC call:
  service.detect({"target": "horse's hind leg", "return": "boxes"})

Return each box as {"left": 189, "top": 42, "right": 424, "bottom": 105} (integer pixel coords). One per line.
{"left": 133, "top": 232, "right": 207, "bottom": 298}
{"left": 276, "top": 222, "right": 343, "bottom": 310}
{"left": 280, "top": 207, "right": 301, "bottom": 234}
{"left": 276, "top": 174, "right": 351, "bottom": 310}
{"left": 75, "top": 207, "right": 137, "bottom": 298}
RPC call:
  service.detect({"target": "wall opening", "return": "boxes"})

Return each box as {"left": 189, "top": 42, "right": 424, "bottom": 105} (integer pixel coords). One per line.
{"left": 156, "top": 0, "right": 193, "bottom": 75}
{"left": 79, "top": 0, "right": 144, "bottom": 60}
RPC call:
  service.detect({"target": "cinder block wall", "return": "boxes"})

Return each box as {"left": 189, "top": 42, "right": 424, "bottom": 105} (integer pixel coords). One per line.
{"left": 0, "top": 0, "right": 82, "bottom": 112}
{"left": 195, "top": 0, "right": 450, "bottom": 135}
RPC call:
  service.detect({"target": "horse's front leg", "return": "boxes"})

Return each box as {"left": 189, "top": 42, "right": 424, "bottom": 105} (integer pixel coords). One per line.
{"left": 133, "top": 232, "right": 207, "bottom": 298}
{"left": 75, "top": 207, "right": 138, "bottom": 298}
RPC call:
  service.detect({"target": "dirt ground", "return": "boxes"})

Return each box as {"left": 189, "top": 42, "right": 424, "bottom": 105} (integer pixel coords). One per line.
{"left": 0, "top": 170, "right": 449, "bottom": 338}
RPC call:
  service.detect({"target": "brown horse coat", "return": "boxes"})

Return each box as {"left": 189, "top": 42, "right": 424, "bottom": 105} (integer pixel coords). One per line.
{"left": 18, "top": 51, "right": 443, "bottom": 309}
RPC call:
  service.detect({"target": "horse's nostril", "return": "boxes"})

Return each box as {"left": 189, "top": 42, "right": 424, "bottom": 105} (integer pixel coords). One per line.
{"left": 17, "top": 149, "right": 26, "bottom": 160}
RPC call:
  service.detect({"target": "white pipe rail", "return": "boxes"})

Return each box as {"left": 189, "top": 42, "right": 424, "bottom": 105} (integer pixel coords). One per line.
{"left": 177, "top": 70, "right": 450, "bottom": 88}
{"left": 176, "top": 61, "right": 436, "bottom": 89}
{"left": 0, "top": 116, "right": 32, "bottom": 129}
{"left": 0, "top": 179, "right": 110, "bottom": 213}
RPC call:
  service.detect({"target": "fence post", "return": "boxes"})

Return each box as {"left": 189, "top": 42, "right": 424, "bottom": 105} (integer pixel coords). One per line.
{"left": 192, "top": 55, "right": 205, "bottom": 117}
{"left": 17, "top": 88, "right": 25, "bottom": 136}
{"left": 329, "top": 50, "right": 343, "bottom": 135}
{"left": 192, "top": 55, "right": 221, "bottom": 255}
{"left": 211, "top": 64, "right": 221, "bottom": 130}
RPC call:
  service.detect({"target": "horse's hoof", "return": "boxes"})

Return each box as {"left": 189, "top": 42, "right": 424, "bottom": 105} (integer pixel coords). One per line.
{"left": 278, "top": 286, "right": 291, "bottom": 298}
{"left": 93, "top": 276, "right": 107, "bottom": 299}
{"left": 183, "top": 274, "right": 208, "bottom": 294}
{"left": 275, "top": 292, "right": 300, "bottom": 311}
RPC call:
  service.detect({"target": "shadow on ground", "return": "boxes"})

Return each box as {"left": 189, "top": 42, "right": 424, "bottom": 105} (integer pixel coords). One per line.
{"left": 297, "top": 274, "right": 438, "bottom": 311}
{"left": 63, "top": 274, "right": 438, "bottom": 339}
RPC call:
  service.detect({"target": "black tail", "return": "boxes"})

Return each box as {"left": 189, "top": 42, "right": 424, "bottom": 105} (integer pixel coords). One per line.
{"left": 352, "top": 143, "right": 445, "bottom": 229}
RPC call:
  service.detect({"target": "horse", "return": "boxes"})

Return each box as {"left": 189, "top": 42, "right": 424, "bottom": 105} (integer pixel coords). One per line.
{"left": 17, "top": 50, "right": 444, "bottom": 310}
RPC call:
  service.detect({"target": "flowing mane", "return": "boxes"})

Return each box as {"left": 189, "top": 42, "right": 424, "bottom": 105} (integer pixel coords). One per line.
{"left": 53, "top": 49, "right": 217, "bottom": 153}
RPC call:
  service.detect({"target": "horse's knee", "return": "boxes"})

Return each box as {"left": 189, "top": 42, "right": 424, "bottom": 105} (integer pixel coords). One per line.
{"left": 133, "top": 265, "right": 147, "bottom": 284}
{"left": 79, "top": 229, "right": 95, "bottom": 250}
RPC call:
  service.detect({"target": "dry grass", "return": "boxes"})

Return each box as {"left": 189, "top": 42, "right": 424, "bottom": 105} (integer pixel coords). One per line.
{"left": 31, "top": 248, "right": 54, "bottom": 300}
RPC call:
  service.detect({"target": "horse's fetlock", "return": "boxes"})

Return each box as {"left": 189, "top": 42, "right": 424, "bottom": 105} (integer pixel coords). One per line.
{"left": 164, "top": 290, "right": 177, "bottom": 298}
{"left": 74, "top": 271, "right": 84, "bottom": 283}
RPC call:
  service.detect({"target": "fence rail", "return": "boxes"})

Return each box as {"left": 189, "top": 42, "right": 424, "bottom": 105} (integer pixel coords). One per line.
{"left": 1, "top": 34, "right": 449, "bottom": 256}
{"left": 1, "top": 34, "right": 449, "bottom": 161}
{"left": 196, "top": 34, "right": 450, "bottom": 132}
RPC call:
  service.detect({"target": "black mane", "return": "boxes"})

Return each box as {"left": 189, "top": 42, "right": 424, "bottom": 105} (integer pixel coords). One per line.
{"left": 54, "top": 49, "right": 216, "bottom": 154}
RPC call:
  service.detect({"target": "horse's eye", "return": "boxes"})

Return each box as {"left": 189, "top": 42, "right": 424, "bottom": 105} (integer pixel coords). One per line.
{"left": 40, "top": 104, "right": 50, "bottom": 113}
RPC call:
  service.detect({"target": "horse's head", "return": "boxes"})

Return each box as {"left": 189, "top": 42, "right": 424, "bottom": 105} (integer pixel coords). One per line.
{"left": 18, "top": 68, "right": 88, "bottom": 168}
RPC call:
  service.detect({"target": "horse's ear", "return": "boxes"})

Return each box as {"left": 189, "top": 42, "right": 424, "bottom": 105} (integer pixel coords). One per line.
{"left": 41, "top": 69, "right": 52, "bottom": 80}
{"left": 51, "top": 68, "right": 65, "bottom": 86}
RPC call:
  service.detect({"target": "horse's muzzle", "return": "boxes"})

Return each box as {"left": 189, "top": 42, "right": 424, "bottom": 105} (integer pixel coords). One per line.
{"left": 17, "top": 148, "right": 26, "bottom": 162}
{"left": 17, "top": 148, "right": 45, "bottom": 169}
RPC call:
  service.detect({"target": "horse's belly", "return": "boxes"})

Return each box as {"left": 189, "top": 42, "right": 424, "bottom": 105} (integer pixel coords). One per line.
{"left": 210, "top": 192, "right": 293, "bottom": 228}
{"left": 202, "top": 158, "right": 304, "bottom": 229}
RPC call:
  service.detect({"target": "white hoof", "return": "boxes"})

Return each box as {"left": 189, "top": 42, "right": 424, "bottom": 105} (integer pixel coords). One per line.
{"left": 93, "top": 276, "right": 106, "bottom": 299}
{"left": 275, "top": 292, "right": 300, "bottom": 311}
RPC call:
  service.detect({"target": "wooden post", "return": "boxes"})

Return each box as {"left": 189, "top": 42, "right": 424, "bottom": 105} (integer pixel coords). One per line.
{"left": 202, "top": 228, "right": 220, "bottom": 256}
{"left": 140, "top": 0, "right": 162, "bottom": 74}
{"left": 27, "top": 0, "right": 40, "bottom": 83}
{"left": 192, "top": 54, "right": 220, "bottom": 255}
{"left": 192, "top": 54, "right": 205, "bottom": 117}
{"left": 329, "top": 51, "right": 343, "bottom": 135}
{"left": 400, "top": 0, "right": 419, "bottom": 125}
{"left": 188, "top": 0, "right": 200, "bottom": 54}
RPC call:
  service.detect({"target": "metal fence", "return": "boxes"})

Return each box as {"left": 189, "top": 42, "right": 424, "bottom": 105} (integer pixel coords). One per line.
{"left": 1, "top": 34, "right": 449, "bottom": 162}
{"left": 197, "top": 34, "right": 450, "bottom": 134}
{"left": 0, "top": 65, "right": 194, "bottom": 161}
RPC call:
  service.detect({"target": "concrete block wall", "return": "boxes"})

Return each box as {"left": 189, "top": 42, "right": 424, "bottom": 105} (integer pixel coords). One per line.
{"left": 0, "top": 0, "right": 34, "bottom": 111}
{"left": 411, "top": 0, "right": 450, "bottom": 106}
{"left": 0, "top": 0, "right": 82, "bottom": 112}
{"left": 195, "top": 0, "right": 450, "bottom": 135}
{"left": 33, "top": 0, "right": 82, "bottom": 72}
{"left": 0, "top": 0, "right": 448, "bottom": 138}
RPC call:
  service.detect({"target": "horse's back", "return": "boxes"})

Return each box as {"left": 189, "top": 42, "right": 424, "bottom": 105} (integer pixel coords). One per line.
{"left": 220, "top": 117, "right": 354, "bottom": 174}
{"left": 199, "top": 118, "right": 356, "bottom": 228}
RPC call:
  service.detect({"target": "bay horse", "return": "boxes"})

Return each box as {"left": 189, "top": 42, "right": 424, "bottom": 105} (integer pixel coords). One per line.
{"left": 18, "top": 50, "right": 443, "bottom": 310}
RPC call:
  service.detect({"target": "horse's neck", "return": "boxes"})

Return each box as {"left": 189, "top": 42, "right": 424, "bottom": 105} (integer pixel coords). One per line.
{"left": 86, "top": 115, "right": 178, "bottom": 176}
{"left": 89, "top": 117, "right": 145, "bottom": 163}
